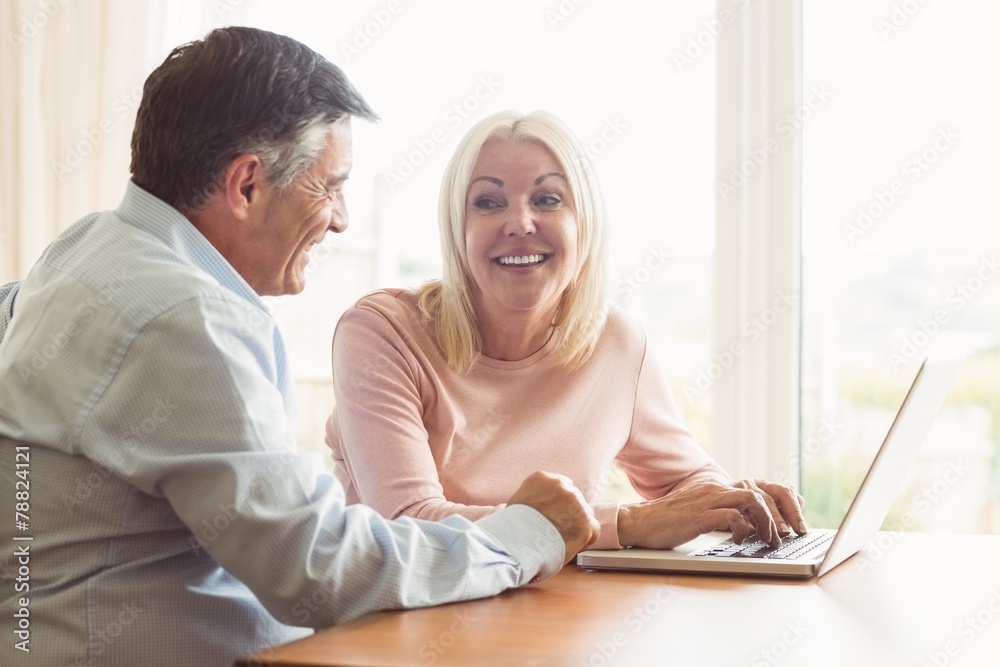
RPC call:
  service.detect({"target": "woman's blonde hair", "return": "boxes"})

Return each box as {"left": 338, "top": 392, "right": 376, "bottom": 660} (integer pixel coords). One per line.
{"left": 417, "top": 110, "right": 609, "bottom": 372}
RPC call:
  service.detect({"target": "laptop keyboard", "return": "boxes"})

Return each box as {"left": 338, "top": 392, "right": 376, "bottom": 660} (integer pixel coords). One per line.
{"left": 694, "top": 531, "right": 834, "bottom": 560}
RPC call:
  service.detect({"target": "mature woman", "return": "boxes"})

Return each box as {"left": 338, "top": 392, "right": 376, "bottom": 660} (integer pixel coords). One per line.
{"left": 326, "top": 110, "right": 804, "bottom": 550}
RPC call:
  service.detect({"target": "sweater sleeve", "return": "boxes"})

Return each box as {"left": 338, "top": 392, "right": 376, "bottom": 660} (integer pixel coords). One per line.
{"left": 328, "top": 302, "right": 506, "bottom": 521}
{"left": 613, "top": 337, "right": 732, "bottom": 544}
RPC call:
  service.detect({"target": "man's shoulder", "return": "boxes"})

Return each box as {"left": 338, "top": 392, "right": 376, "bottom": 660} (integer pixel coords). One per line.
{"left": 37, "top": 208, "right": 248, "bottom": 328}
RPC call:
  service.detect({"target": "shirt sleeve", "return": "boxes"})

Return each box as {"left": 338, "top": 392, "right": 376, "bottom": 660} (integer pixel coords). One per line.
{"left": 76, "top": 296, "right": 564, "bottom": 628}
{"left": 611, "top": 336, "right": 732, "bottom": 547}
{"left": 329, "top": 304, "right": 507, "bottom": 522}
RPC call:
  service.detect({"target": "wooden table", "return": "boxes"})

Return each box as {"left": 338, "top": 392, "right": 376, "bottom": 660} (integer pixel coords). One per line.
{"left": 238, "top": 532, "right": 1000, "bottom": 666}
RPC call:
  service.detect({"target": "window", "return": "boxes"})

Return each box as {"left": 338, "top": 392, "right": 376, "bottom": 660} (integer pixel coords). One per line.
{"left": 801, "top": 0, "right": 1000, "bottom": 531}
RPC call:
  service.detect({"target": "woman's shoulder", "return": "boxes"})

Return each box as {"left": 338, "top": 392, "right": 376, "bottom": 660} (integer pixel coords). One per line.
{"left": 338, "top": 288, "right": 429, "bottom": 343}
{"left": 600, "top": 305, "right": 648, "bottom": 355}
{"left": 344, "top": 288, "right": 424, "bottom": 322}
{"left": 568, "top": 305, "right": 650, "bottom": 386}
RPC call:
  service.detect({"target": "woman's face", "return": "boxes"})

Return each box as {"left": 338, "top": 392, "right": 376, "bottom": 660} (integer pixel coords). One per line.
{"left": 463, "top": 137, "right": 579, "bottom": 323}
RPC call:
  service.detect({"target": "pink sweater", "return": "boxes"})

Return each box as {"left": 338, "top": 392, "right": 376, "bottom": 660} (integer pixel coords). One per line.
{"left": 325, "top": 289, "right": 729, "bottom": 549}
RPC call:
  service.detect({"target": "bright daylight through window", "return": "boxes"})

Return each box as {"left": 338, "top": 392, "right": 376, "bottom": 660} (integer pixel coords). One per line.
{"left": 801, "top": 1, "right": 999, "bottom": 532}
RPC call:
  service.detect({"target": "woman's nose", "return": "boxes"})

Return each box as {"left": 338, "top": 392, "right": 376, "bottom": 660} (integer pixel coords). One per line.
{"left": 503, "top": 203, "right": 535, "bottom": 237}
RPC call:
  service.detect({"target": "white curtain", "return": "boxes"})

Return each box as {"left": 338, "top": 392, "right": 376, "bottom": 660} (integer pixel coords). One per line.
{"left": 0, "top": 0, "right": 260, "bottom": 284}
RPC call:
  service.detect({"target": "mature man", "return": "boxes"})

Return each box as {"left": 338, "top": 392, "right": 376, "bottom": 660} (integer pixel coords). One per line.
{"left": 0, "top": 27, "right": 598, "bottom": 666}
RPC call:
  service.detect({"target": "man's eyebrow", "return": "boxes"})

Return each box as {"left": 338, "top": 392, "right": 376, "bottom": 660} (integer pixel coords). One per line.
{"left": 535, "top": 172, "right": 567, "bottom": 185}
{"left": 470, "top": 176, "right": 504, "bottom": 187}
{"left": 327, "top": 172, "right": 350, "bottom": 187}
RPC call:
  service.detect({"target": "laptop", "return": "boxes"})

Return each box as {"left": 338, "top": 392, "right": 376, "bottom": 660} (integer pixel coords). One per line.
{"left": 576, "top": 354, "right": 965, "bottom": 579}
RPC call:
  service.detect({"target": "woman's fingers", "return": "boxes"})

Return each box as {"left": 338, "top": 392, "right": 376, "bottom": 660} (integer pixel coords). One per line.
{"left": 734, "top": 479, "right": 808, "bottom": 537}
{"left": 725, "top": 486, "right": 778, "bottom": 546}
{"left": 621, "top": 479, "right": 802, "bottom": 549}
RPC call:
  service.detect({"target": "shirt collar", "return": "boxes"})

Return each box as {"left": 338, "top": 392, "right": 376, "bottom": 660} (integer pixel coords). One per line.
{"left": 0, "top": 280, "right": 18, "bottom": 343}
{"left": 115, "top": 180, "right": 267, "bottom": 311}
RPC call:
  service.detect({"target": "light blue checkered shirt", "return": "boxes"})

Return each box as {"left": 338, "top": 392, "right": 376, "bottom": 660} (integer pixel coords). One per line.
{"left": 0, "top": 182, "right": 562, "bottom": 667}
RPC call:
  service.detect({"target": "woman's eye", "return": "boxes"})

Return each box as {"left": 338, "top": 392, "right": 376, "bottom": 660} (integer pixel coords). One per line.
{"left": 536, "top": 194, "right": 562, "bottom": 208}
{"left": 473, "top": 197, "right": 501, "bottom": 211}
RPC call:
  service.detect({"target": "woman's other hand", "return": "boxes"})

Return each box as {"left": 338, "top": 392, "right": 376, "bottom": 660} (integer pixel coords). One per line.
{"left": 617, "top": 479, "right": 806, "bottom": 549}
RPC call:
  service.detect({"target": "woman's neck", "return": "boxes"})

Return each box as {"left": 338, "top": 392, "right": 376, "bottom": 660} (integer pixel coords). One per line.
{"left": 476, "top": 304, "right": 557, "bottom": 361}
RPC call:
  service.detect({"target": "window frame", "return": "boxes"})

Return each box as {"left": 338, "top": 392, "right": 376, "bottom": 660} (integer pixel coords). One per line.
{"left": 712, "top": 0, "right": 802, "bottom": 484}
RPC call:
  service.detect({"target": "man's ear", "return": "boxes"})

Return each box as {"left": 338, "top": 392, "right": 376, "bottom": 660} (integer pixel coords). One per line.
{"left": 222, "top": 154, "right": 268, "bottom": 222}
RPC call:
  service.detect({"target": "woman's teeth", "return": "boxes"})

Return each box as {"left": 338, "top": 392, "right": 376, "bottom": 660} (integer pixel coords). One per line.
{"left": 498, "top": 254, "right": 544, "bottom": 266}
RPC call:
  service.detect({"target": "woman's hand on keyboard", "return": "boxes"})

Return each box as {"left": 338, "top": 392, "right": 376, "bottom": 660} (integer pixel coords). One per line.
{"left": 731, "top": 478, "right": 807, "bottom": 539}
{"left": 617, "top": 480, "right": 795, "bottom": 549}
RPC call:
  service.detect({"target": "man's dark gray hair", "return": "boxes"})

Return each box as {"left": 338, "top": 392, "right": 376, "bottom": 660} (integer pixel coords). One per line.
{"left": 130, "top": 26, "right": 378, "bottom": 213}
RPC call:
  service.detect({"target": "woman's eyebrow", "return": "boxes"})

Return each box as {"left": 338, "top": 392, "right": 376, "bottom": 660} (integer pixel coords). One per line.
{"left": 470, "top": 176, "right": 504, "bottom": 187}
{"left": 534, "top": 172, "right": 567, "bottom": 185}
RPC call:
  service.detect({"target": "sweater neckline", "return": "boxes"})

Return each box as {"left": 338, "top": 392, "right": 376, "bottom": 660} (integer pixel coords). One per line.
{"left": 476, "top": 328, "right": 559, "bottom": 371}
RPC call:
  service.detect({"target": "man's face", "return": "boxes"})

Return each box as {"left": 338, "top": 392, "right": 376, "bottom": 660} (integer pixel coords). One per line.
{"left": 245, "top": 119, "right": 353, "bottom": 296}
